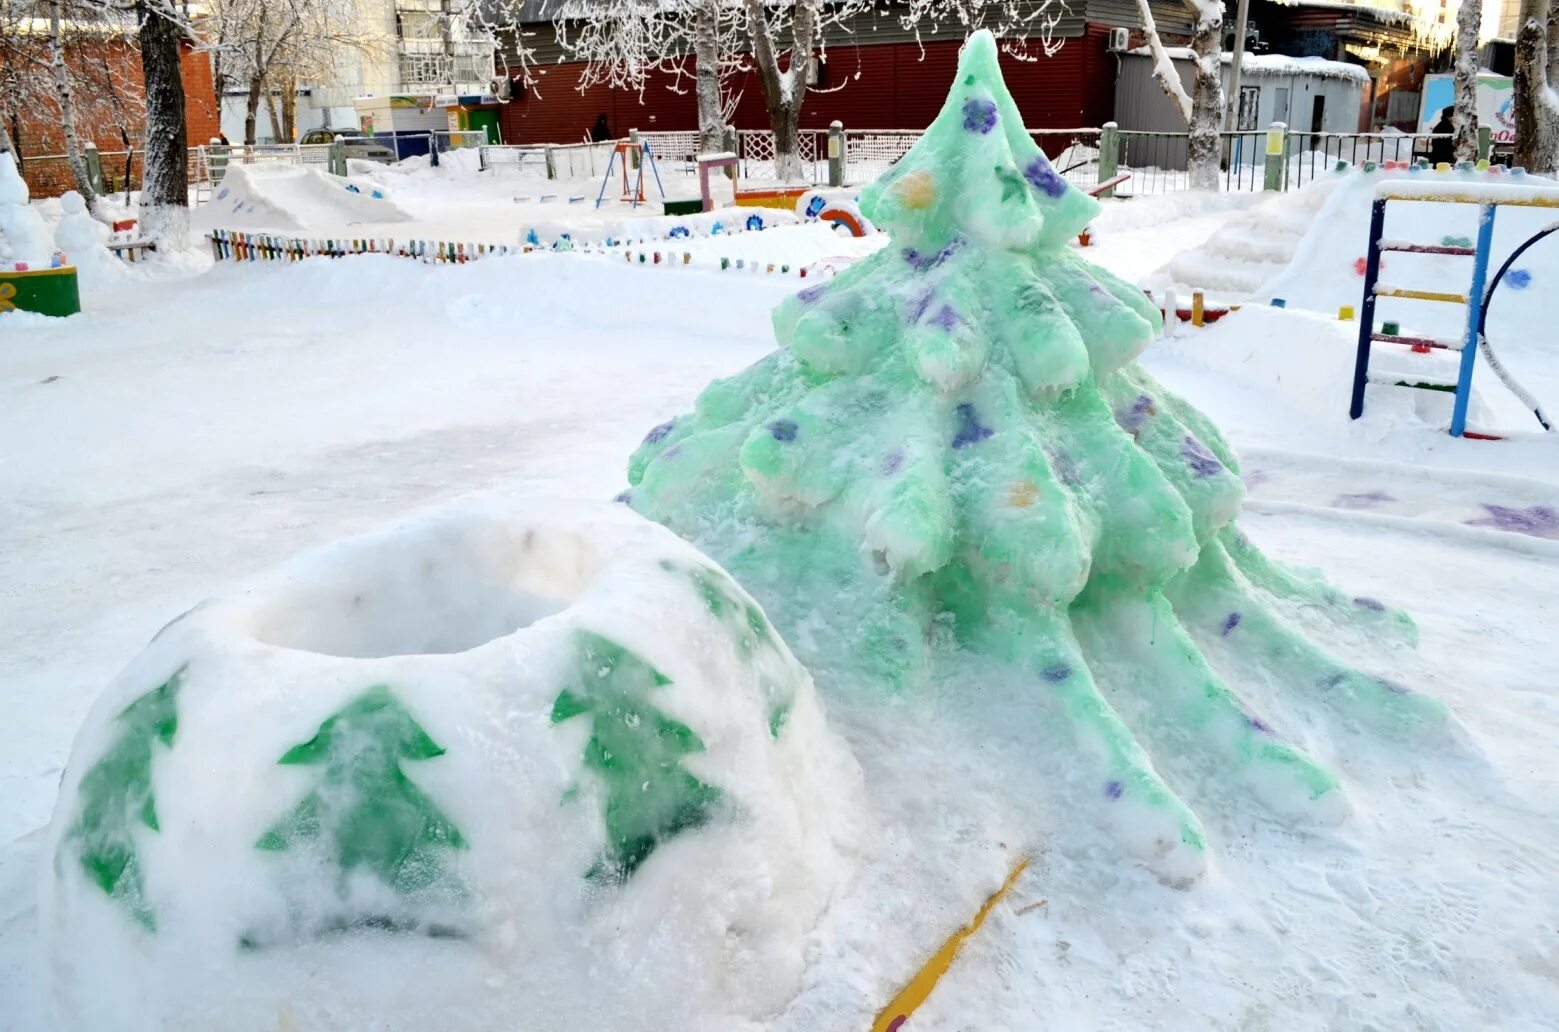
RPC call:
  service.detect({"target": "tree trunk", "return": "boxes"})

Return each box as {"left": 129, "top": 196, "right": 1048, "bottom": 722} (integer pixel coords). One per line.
{"left": 1548, "top": 0, "right": 1559, "bottom": 83}
{"left": 245, "top": 73, "right": 264, "bottom": 145}
{"left": 49, "top": 0, "right": 100, "bottom": 215}
{"left": 741, "top": 0, "right": 812, "bottom": 182}
{"left": 280, "top": 73, "right": 297, "bottom": 143}
{"left": 1186, "top": 7, "right": 1224, "bottom": 191}
{"left": 264, "top": 85, "right": 282, "bottom": 145}
{"left": 1454, "top": 0, "right": 1482, "bottom": 163}
{"left": 1514, "top": 0, "right": 1558, "bottom": 173}
{"left": 0, "top": 111, "right": 14, "bottom": 158}
{"left": 135, "top": 0, "right": 189, "bottom": 246}
{"left": 693, "top": 1, "right": 723, "bottom": 155}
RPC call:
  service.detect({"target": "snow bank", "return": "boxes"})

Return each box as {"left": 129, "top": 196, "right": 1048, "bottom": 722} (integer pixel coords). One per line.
{"left": 523, "top": 205, "right": 800, "bottom": 248}
{"left": 192, "top": 164, "right": 412, "bottom": 234}
{"left": 42, "top": 502, "right": 862, "bottom": 1031}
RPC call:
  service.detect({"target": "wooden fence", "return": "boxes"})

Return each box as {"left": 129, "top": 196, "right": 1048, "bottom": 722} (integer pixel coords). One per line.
{"left": 207, "top": 230, "right": 521, "bottom": 264}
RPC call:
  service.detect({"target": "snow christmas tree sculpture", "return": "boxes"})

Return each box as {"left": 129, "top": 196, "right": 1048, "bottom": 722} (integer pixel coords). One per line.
{"left": 624, "top": 31, "right": 1448, "bottom": 881}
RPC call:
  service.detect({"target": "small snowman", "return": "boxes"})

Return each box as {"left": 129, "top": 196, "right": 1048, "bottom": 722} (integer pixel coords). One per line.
{"left": 0, "top": 151, "right": 55, "bottom": 268}
{"left": 55, "top": 190, "right": 107, "bottom": 262}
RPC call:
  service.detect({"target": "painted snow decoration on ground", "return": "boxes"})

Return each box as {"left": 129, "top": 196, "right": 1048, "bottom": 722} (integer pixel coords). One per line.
{"left": 522, "top": 206, "right": 799, "bottom": 249}
{"left": 624, "top": 31, "right": 1458, "bottom": 885}
{"left": 43, "top": 503, "right": 860, "bottom": 1029}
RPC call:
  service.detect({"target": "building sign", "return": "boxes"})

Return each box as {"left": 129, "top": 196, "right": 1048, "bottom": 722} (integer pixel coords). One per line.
{"left": 1419, "top": 73, "right": 1516, "bottom": 144}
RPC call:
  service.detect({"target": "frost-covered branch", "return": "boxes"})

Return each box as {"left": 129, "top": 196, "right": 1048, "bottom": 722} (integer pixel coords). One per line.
{"left": 1135, "top": 0, "right": 1192, "bottom": 124}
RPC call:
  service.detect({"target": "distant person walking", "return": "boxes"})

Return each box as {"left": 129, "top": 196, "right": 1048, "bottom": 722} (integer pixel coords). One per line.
{"left": 1429, "top": 108, "right": 1455, "bottom": 165}
{"left": 590, "top": 113, "right": 612, "bottom": 143}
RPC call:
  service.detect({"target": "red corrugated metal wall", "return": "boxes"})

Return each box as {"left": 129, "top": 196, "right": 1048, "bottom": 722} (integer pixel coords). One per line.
{"left": 499, "top": 28, "right": 1114, "bottom": 144}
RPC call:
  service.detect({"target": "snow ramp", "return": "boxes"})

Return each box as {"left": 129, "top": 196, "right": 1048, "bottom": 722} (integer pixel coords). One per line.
{"left": 194, "top": 163, "right": 412, "bottom": 233}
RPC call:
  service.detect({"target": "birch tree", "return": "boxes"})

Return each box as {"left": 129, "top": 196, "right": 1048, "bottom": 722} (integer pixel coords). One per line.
{"left": 1453, "top": 0, "right": 1480, "bottom": 163}
{"left": 1514, "top": 0, "right": 1558, "bottom": 173}
{"left": 47, "top": 0, "right": 99, "bottom": 211}
{"left": 1135, "top": 0, "right": 1223, "bottom": 191}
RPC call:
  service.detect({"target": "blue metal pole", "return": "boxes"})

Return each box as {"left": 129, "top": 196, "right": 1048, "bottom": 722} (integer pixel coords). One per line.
{"left": 1451, "top": 203, "right": 1498, "bottom": 437}
{"left": 1350, "top": 198, "right": 1388, "bottom": 420}
{"left": 594, "top": 148, "right": 616, "bottom": 210}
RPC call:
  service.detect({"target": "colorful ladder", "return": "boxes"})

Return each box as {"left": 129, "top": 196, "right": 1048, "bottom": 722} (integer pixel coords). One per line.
{"left": 1349, "top": 196, "right": 1495, "bottom": 438}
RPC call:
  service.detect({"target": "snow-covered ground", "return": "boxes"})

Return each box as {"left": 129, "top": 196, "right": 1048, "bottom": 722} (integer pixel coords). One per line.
{"left": 3, "top": 164, "right": 1558, "bottom": 1030}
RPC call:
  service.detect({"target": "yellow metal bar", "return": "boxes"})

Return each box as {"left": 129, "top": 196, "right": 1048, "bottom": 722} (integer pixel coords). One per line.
{"left": 1374, "top": 287, "right": 1467, "bottom": 303}
{"left": 871, "top": 859, "right": 1029, "bottom": 1032}
{"left": 1376, "top": 189, "right": 1559, "bottom": 208}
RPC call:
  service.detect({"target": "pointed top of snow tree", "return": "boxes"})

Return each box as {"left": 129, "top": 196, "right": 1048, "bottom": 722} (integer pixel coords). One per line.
{"left": 859, "top": 30, "right": 1098, "bottom": 253}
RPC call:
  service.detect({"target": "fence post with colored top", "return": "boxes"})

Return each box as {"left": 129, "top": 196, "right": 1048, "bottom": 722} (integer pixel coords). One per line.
{"left": 828, "top": 120, "right": 844, "bottom": 187}
{"left": 1263, "top": 122, "right": 1286, "bottom": 191}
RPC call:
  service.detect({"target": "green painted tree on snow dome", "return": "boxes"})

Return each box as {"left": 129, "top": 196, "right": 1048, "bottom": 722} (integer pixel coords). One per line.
{"left": 623, "top": 31, "right": 1452, "bottom": 881}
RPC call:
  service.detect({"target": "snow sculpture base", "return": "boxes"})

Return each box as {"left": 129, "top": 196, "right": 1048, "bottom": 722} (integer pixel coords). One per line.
{"left": 43, "top": 503, "right": 860, "bottom": 1031}
{"left": 624, "top": 32, "right": 1455, "bottom": 885}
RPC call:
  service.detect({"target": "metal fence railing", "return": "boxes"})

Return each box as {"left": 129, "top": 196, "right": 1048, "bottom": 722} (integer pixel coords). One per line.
{"left": 736, "top": 129, "right": 825, "bottom": 184}
{"left": 1283, "top": 132, "right": 1450, "bottom": 190}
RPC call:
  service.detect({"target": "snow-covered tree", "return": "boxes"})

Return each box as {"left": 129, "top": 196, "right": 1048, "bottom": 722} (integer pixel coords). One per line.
{"left": 1514, "top": 0, "right": 1559, "bottom": 173}
{"left": 203, "top": 0, "right": 385, "bottom": 145}
{"left": 1135, "top": 0, "right": 1223, "bottom": 191}
{"left": 1454, "top": 0, "right": 1481, "bottom": 163}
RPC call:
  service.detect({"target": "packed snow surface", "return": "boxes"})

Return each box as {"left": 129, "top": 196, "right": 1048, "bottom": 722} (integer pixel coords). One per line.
{"left": 3, "top": 141, "right": 1559, "bottom": 1032}
{"left": 190, "top": 164, "right": 412, "bottom": 234}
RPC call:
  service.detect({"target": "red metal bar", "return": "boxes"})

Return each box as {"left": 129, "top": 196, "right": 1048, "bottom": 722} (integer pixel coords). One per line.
{"left": 1377, "top": 243, "right": 1476, "bottom": 256}
{"left": 1370, "top": 332, "right": 1459, "bottom": 351}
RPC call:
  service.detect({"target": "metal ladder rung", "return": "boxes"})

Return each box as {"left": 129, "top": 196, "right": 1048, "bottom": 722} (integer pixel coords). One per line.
{"left": 1376, "top": 241, "right": 1477, "bottom": 256}
{"left": 1372, "top": 286, "right": 1468, "bottom": 303}
{"left": 1369, "top": 332, "right": 1464, "bottom": 352}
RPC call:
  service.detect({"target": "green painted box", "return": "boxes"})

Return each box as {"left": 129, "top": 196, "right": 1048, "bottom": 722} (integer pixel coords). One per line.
{"left": 0, "top": 265, "right": 81, "bottom": 317}
{"left": 662, "top": 198, "right": 703, "bottom": 216}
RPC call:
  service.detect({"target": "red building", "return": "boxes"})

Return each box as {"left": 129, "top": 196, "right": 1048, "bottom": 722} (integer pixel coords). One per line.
{"left": 496, "top": 1, "right": 1200, "bottom": 145}
{"left": 5, "top": 28, "right": 219, "bottom": 198}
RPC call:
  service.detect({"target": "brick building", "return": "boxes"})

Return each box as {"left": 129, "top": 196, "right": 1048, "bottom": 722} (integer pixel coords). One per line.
{"left": 6, "top": 28, "right": 219, "bottom": 198}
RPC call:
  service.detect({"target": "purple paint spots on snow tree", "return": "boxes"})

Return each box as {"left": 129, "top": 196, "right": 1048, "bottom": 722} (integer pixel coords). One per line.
{"left": 1332, "top": 489, "right": 1394, "bottom": 510}
{"left": 1104, "top": 780, "right": 1124, "bottom": 800}
{"left": 1466, "top": 504, "right": 1559, "bottom": 540}
{"left": 881, "top": 449, "right": 905, "bottom": 476}
{"left": 1222, "top": 612, "right": 1242, "bottom": 636}
{"left": 797, "top": 284, "right": 827, "bottom": 305}
{"left": 643, "top": 420, "right": 676, "bottom": 445}
{"left": 1049, "top": 450, "right": 1084, "bottom": 487}
{"left": 908, "top": 289, "right": 936, "bottom": 325}
{"left": 962, "top": 98, "right": 998, "bottom": 134}
{"left": 1042, "top": 663, "right": 1072, "bottom": 683}
{"left": 928, "top": 305, "right": 962, "bottom": 331}
{"left": 1117, "top": 394, "right": 1156, "bottom": 434}
{"left": 614, "top": 490, "right": 633, "bottom": 504}
{"left": 769, "top": 419, "right": 799, "bottom": 442}
{"left": 902, "top": 237, "right": 965, "bottom": 272}
{"left": 1022, "top": 155, "right": 1067, "bottom": 198}
{"left": 1246, "top": 715, "right": 1275, "bottom": 734}
{"left": 1181, "top": 435, "right": 1224, "bottom": 479}
{"left": 1353, "top": 596, "right": 1385, "bottom": 612}
{"left": 952, "top": 403, "right": 994, "bottom": 449}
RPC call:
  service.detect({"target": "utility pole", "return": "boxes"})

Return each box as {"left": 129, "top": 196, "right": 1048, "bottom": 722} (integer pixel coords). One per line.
{"left": 1226, "top": 0, "right": 1252, "bottom": 129}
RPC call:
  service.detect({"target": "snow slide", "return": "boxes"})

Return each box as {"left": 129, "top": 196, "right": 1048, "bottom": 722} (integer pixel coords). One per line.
{"left": 193, "top": 164, "right": 412, "bottom": 234}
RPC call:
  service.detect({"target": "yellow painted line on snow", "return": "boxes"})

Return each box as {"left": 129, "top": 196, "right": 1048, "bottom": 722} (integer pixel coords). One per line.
{"left": 870, "top": 858, "right": 1029, "bottom": 1032}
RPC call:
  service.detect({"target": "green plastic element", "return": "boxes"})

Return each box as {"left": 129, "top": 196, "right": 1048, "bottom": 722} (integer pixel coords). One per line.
{"left": 257, "top": 686, "right": 467, "bottom": 900}
{"left": 622, "top": 33, "right": 1451, "bottom": 876}
{"left": 0, "top": 266, "right": 81, "bottom": 318}
{"left": 663, "top": 198, "right": 703, "bottom": 216}
{"left": 551, "top": 630, "right": 722, "bottom": 883}
{"left": 62, "top": 670, "right": 183, "bottom": 930}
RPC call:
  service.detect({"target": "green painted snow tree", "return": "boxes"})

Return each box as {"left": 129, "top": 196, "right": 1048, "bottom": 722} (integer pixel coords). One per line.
{"left": 60, "top": 669, "right": 183, "bottom": 930}
{"left": 623, "top": 31, "right": 1450, "bottom": 881}
{"left": 552, "top": 630, "right": 722, "bottom": 883}
{"left": 257, "top": 686, "right": 467, "bottom": 926}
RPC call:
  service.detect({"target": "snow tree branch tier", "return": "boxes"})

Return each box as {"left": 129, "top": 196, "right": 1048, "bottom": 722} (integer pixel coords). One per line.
{"left": 623, "top": 30, "right": 1457, "bottom": 884}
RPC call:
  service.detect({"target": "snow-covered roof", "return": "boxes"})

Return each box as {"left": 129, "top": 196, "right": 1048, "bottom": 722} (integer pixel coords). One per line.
{"left": 1127, "top": 47, "right": 1371, "bottom": 83}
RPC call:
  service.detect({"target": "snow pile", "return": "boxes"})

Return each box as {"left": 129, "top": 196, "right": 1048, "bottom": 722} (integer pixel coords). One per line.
{"left": 192, "top": 164, "right": 412, "bottom": 233}
{"left": 53, "top": 191, "right": 128, "bottom": 289}
{"left": 1150, "top": 171, "right": 1349, "bottom": 300}
{"left": 42, "top": 502, "right": 861, "bottom": 1031}
{"left": 0, "top": 151, "right": 57, "bottom": 267}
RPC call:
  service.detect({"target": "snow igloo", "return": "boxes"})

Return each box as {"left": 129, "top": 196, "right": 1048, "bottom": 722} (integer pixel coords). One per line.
{"left": 42, "top": 503, "right": 862, "bottom": 1031}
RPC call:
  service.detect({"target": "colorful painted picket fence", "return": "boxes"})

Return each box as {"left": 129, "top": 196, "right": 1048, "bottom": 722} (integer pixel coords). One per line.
{"left": 207, "top": 230, "right": 521, "bottom": 264}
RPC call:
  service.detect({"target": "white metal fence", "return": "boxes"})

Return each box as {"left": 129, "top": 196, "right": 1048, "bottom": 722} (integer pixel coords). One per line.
{"left": 736, "top": 129, "right": 826, "bottom": 184}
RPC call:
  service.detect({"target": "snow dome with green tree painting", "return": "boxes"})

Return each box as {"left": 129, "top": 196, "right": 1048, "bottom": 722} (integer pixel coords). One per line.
{"left": 43, "top": 504, "right": 862, "bottom": 1030}
{"left": 623, "top": 30, "right": 1452, "bottom": 883}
